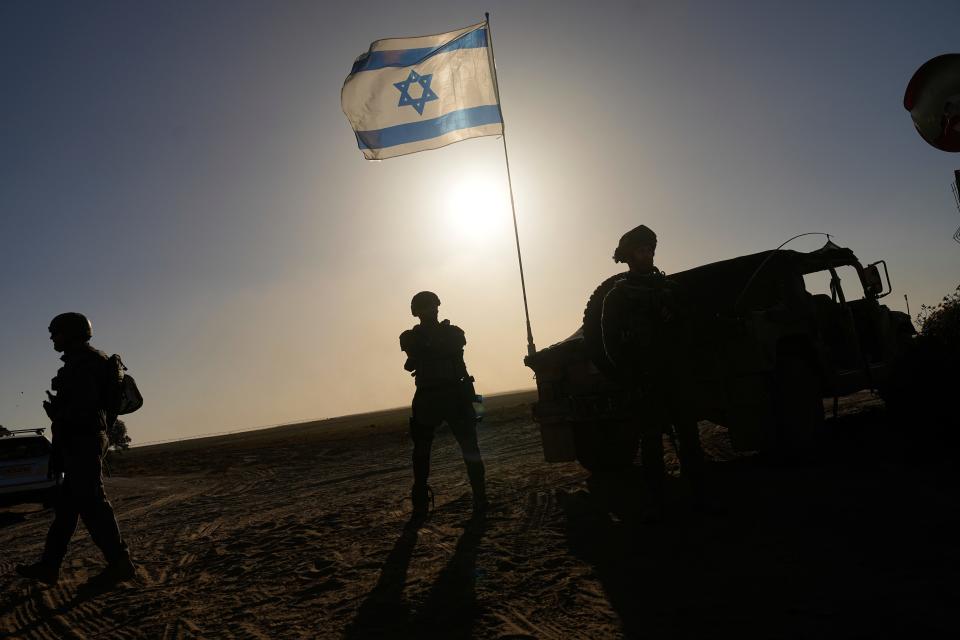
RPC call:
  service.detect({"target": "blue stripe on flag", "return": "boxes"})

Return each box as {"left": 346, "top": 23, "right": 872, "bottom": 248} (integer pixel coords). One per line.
{"left": 350, "top": 28, "right": 488, "bottom": 74}
{"left": 355, "top": 104, "right": 502, "bottom": 149}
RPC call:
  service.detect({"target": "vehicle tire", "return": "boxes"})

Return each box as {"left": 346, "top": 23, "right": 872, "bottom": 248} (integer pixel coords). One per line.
{"left": 878, "top": 343, "right": 913, "bottom": 424}
{"left": 582, "top": 272, "right": 629, "bottom": 377}
{"left": 768, "top": 354, "right": 825, "bottom": 461}
{"left": 573, "top": 421, "right": 640, "bottom": 473}
{"left": 882, "top": 334, "right": 957, "bottom": 436}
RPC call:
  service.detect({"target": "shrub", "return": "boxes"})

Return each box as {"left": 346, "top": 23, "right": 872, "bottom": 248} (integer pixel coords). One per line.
{"left": 108, "top": 418, "right": 132, "bottom": 451}
{"left": 916, "top": 284, "right": 960, "bottom": 352}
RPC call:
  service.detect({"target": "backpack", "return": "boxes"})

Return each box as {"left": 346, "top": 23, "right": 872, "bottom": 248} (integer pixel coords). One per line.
{"left": 103, "top": 354, "right": 144, "bottom": 417}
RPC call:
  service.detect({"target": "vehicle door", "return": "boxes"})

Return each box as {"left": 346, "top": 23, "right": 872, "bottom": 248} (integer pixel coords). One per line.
{"left": 802, "top": 266, "right": 868, "bottom": 382}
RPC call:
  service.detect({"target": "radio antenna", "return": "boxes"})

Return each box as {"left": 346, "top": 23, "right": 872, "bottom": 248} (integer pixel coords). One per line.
{"left": 951, "top": 171, "right": 960, "bottom": 244}
{"left": 733, "top": 232, "right": 832, "bottom": 312}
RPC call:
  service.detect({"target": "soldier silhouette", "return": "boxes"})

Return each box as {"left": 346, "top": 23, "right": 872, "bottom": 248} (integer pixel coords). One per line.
{"left": 601, "top": 226, "right": 710, "bottom": 521}
{"left": 400, "top": 292, "right": 486, "bottom": 519}
{"left": 16, "top": 313, "right": 137, "bottom": 587}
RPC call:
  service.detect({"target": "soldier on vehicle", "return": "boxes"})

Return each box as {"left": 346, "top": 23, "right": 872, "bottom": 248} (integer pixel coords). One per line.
{"left": 400, "top": 291, "right": 486, "bottom": 519}
{"left": 602, "top": 225, "right": 709, "bottom": 521}
{"left": 16, "top": 313, "right": 137, "bottom": 587}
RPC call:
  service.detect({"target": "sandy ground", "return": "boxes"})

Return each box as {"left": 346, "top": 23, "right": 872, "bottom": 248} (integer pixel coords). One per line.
{"left": 1, "top": 390, "right": 958, "bottom": 639}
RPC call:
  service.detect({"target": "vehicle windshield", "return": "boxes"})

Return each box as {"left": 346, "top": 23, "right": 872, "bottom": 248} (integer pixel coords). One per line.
{"left": 803, "top": 265, "right": 866, "bottom": 302}
{"left": 0, "top": 437, "right": 50, "bottom": 461}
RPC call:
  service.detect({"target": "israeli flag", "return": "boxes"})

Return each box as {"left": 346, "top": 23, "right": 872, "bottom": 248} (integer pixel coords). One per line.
{"left": 342, "top": 22, "right": 504, "bottom": 160}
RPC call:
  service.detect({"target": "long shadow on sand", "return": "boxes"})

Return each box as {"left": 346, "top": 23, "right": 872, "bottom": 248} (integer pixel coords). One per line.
{"left": 410, "top": 515, "right": 486, "bottom": 639}
{"left": 344, "top": 520, "right": 421, "bottom": 639}
{"left": 3, "top": 583, "right": 107, "bottom": 638}
{"left": 345, "top": 513, "right": 487, "bottom": 639}
{"left": 559, "top": 406, "right": 960, "bottom": 638}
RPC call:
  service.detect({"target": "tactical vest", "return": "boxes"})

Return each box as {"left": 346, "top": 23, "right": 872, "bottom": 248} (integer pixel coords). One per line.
{"left": 400, "top": 320, "right": 470, "bottom": 389}
{"left": 49, "top": 345, "right": 113, "bottom": 437}
{"left": 601, "top": 270, "right": 689, "bottom": 379}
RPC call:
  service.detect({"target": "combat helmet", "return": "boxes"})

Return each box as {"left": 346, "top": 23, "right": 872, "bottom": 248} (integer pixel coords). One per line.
{"left": 613, "top": 225, "right": 657, "bottom": 263}
{"left": 48, "top": 312, "right": 93, "bottom": 341}
{"left": 410, "top": 291, "right": 441, "bottom": 316}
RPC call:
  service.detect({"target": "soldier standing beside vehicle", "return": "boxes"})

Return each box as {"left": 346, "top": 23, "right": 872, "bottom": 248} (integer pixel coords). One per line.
{"left": 400, "top": 291, "right": 486, "bottom": 519}
{"left": 16, "top": 313, "right": 137, "bottom": 587}
{"left": 601, "top": 225, "right": 709, "bottom": 521}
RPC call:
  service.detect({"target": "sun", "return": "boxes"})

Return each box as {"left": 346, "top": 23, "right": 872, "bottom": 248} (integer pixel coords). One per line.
{"left": 443, "top": 174, "right": 510, "bottom": 242}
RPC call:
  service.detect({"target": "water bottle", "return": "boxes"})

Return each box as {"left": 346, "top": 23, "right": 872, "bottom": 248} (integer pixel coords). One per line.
{"left": 473, "top": 394, "right": 485, "bottom": 422}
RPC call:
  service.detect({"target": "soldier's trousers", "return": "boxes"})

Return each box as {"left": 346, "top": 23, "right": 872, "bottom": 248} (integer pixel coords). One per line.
{"left": 639, "top": 387, "right": 706, "bottom": 503}
{"left": 43, "top": 432, "right": 130, "bottom": 568}
{"left": 410, "top": 387, "right": 485, "bottom": 494}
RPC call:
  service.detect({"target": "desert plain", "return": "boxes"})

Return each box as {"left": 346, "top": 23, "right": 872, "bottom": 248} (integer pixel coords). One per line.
{"left": 1, "top": 390, "right": 957, "bottom": 639}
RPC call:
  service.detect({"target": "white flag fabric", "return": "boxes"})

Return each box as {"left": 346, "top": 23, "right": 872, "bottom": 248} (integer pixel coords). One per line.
{"left": 341, "top": 22, "right": 503, "bottom": 160}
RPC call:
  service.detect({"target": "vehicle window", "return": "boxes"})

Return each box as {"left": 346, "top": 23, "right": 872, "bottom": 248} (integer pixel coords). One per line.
{"left": 833, "top": 266, "right": 866, "bottom": 301}
{"left": 0, "top": 437, "right": 50, "bottom": 461}
{"left": 803, "top": 266, "right": 865, "bottom": 302}
{"left": 803, "top": 270, "right": 835, "bottom": 299}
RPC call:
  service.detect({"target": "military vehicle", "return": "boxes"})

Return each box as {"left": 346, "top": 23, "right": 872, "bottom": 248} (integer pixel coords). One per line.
{"left": 524, "top": 241, "right": 915, "bottom": 470}
{"left": 0, "top": 428, "right": 60, "bottom": 507}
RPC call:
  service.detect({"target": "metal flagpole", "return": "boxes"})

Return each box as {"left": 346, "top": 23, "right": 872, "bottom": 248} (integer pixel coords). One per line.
{"left": 485, "top": 12, "right": 537, "bottom": 357}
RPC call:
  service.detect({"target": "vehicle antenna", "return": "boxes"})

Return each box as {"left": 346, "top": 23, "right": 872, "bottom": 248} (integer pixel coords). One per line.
{"left": 733, "top": 232, "right": 832, "bottom": 313}
{"left": 951, "top": 170, "right": 960, "bottom": 244}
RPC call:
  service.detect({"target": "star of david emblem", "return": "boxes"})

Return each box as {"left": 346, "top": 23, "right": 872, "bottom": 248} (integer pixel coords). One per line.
{"left": 394, "top": 70, "right": 438, "bottom": 116}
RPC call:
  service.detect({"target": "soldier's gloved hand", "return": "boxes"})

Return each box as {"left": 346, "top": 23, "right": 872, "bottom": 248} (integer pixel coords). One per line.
{"left": 42, "top": 391, "right": 57, "bottom": 419}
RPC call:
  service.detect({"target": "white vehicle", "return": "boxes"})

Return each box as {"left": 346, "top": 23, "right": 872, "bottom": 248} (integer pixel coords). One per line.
{"left": 0, "top": 428, "right": 60, "bottom": 507}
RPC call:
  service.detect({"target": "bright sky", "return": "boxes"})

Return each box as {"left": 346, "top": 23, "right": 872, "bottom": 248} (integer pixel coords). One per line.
{"left": 2, "top": 1, "right": 959, "bottom": 444}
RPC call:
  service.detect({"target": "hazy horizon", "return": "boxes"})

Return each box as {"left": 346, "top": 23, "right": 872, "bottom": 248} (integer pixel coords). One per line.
{"left": 2, "top": 1, "right": 959, "bottom": 444}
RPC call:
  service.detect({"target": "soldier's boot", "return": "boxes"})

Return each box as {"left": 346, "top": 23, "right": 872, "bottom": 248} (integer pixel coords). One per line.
{"left": 411, "top": 483, "right": 433, "bottom": 519}
{"left": 674, "top": 420, "right": 723, "bottom": 514}
{"left": 411, "top": 442, "right": 433, "bottom": 519}
{"left": 15, "top": 561, "right": 60, "bottom": 586}
{"left": 85, "top": 553, "right": 136, "bottom": 590}
{"left": 410, "top": 417, "right": 433, "bottom": 515}
{"left": 467, "top": 464, "right": 487, "bottom": 513}
{"left": 471, "top": 484, "right": 487, "bottom": 513}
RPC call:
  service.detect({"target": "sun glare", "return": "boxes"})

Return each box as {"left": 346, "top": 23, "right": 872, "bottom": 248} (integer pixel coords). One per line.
{"left": 444, "top": 175, "right": 509, "bottom": 241}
